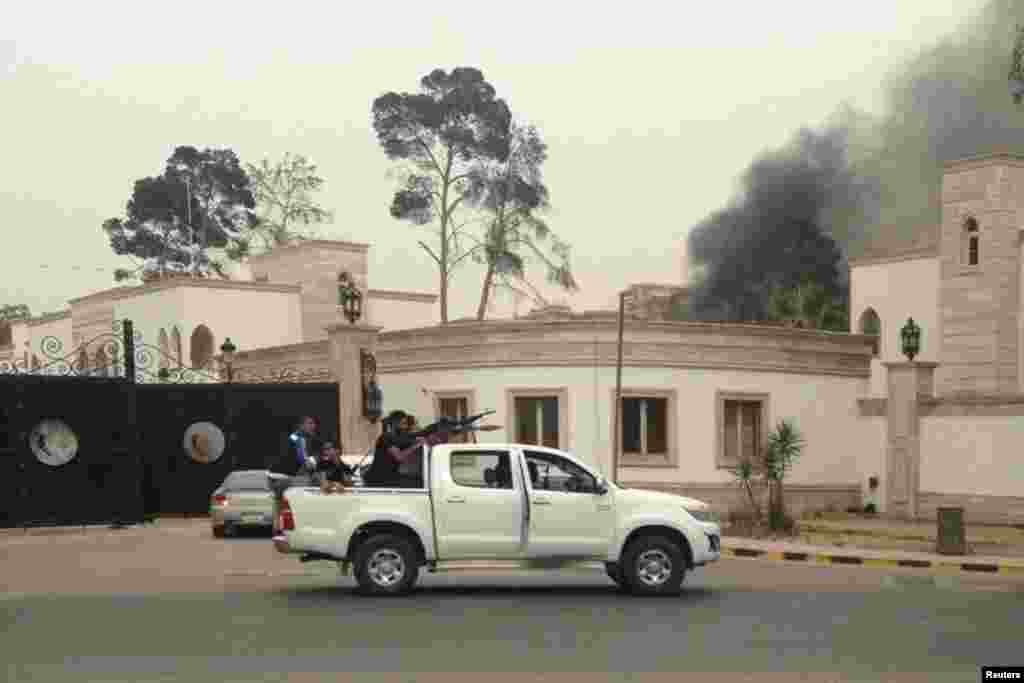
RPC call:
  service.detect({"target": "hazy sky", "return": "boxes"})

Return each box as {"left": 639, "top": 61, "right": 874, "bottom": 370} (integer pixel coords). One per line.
{"left": 0, "top": 1, "right": 987, "bottom": 322}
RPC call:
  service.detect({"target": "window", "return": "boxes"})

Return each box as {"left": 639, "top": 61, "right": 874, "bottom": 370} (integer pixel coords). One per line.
{"left": 171, "top": 327, "right": 183, "bottom": 365}
{"left": 858, "top": 308, "right": 881, "bottom": 357}
{"left": 450, "top": 450, "right": 513, "bottom": 489}
{"left": 516, "top": 398, "right": 558, "bottom": 448}
{"left": 716, "top": 392, "right": 768, "bottom": 469}
{"left": 621, "top": 397, "right": 668, "bottom": 455}
{"left": 0, "top": 323, "right": 11, "bottom": 348}
{"left": 224, "top": 471, "right": 270, "bottom": 492}
{"left": 523, "top": 450, "right": 598, "bottom": 494}
{"left": 507, "top": 388, "right": 568, "bottom": 450}
{"left": 613, "top": 389, "right": 677, "bottom": 467}
{"left": 158, "top": 328, "right": 170, "bottom": 370}
{"left": 434, "top": 391, "right": 474, "bottom": 444}
{"left": 963, "top": 216, "right": 980, "bottom": 267}
{"left": 190, "top": 324, "right": 214, "bottom": 370}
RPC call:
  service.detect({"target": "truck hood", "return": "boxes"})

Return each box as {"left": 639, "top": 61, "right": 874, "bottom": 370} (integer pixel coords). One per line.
{"left": 614, "top": 487, "right": 710, "bottom": 511}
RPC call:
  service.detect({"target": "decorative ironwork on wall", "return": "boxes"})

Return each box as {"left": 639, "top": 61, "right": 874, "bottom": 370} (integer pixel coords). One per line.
{"left": 0, "top": 319, "right": 221, "bottom": 383}
{"left": 0, "top": 318, "right": 337, "bottom": 385}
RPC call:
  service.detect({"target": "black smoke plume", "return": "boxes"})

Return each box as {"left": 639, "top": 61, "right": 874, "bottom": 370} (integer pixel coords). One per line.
{"left": 687, "top": 0, "right": 1024, "bottom": 324}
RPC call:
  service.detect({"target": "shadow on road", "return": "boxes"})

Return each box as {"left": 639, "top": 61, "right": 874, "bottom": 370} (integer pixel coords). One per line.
{"left": 270, "top": 583, "right": 724, "bottom": 606}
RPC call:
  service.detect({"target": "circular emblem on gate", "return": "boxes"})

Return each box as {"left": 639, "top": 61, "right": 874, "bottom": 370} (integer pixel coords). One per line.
{"left": 29, "top": 419, "right": 79, "bottom": 467}
{"left": 183, "top": 422, "right": 225, "bottom": 464}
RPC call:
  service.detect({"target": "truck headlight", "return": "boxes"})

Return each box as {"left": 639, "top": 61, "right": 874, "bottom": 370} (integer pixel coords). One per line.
{"left": 685, "top": 508, "right": 719, "bottom": 523}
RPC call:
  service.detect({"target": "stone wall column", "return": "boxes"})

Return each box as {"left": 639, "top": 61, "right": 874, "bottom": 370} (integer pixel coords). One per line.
{"left": 326, "top": 323, "right": 382, "bottom": 455}
{"left": 883, "top": 361, "right": 937, "bottom": 520}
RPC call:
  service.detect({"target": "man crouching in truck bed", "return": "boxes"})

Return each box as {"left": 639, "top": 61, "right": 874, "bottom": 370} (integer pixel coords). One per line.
{"left": 363, "top": 411, "right": 425, "bottom": 488}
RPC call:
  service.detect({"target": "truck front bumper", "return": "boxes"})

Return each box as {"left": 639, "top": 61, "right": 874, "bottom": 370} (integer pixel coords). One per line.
{"left": 692, "top": 525, "right": 721, "bottom": 567}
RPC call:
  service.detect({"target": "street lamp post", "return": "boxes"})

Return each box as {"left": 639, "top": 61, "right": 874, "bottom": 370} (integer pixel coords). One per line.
{"left": 220, "top": 338, "right": 237, "bottom": 383}
{"left": 338, "top": 272, "right": 363, "bottom": 325}
{"left": 611, "top": 290, "right": 628, "bottom": 485}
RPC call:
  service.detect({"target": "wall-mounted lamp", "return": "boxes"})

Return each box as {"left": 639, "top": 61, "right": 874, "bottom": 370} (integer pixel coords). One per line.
{"left": 360, "top": 348, "right": 383, "bottom": 422}
{"left": 900, "top": 317, "right": 921, "bottom": 362}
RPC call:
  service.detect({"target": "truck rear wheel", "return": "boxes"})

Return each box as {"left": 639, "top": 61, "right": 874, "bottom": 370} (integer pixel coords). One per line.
{"left": 622, "top": 535, "right": 687, "bottom": 596}
{"left": 352, "top": 534, "right": 420, "bottom": 596}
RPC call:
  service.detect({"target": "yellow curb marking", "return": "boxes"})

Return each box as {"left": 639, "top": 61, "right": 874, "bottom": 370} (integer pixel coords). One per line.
{"left": 861, "top": 558, "right": 895, "bottom": 568}
{"left": 723, "top": 547, "right": 1022, "bottom": 576}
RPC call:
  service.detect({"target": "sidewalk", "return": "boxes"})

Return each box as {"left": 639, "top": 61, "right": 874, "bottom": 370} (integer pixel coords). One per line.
{"left": 721, "top": 536, "right": 1024, "bottom": 575}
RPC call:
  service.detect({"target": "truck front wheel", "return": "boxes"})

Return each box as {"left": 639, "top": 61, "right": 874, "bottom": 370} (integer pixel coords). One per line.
{"left": 605, "top": 562, "right": 627, "bottom": 590}
{"left": 352, "top": 534, "right": 420, "bottom": 596}
{"left": 622, "top": 535, "right": 687, "bottom": 596}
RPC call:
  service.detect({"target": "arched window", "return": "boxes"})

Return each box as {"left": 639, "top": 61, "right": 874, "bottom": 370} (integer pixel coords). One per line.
{"left": 0, "top": 323, "right": 11, "bottom": 348}
{"left": 858, "top": 308, "right": 881, "bottom": 357}
{"left": 190, "top": 325, "right": 215, "bottom": 370}
{"left": 157, "top": 328, "right": 170, "bottom": 370}
{"left": 77, "top": 349, "right": 90, "bottom": 373}
{"left": 94, "top": 348, "right": 109, "bottom": 377}
{"left": 170, "top": 326, "right": 183, "bottom": 366}
{"left": 963, "top": 217, "right": 980, "bottom": 267}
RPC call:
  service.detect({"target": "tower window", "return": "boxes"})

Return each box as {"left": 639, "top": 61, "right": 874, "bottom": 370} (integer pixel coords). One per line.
{"left": 963, "top": 217, "right": 980, "bottom": 267}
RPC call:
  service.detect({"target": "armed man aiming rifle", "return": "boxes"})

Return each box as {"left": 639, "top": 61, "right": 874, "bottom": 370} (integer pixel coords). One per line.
{"left": 362, "top": 410, "right": 498, "bottom": 488}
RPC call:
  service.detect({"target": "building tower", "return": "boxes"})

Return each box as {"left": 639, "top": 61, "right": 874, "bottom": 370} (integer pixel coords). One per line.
{"left": 938, "top": 152, "right": 1024, "bottom": 395}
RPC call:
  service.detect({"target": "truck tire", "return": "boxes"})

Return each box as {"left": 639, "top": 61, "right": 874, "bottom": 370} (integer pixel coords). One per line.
{"left": 621, "top": 535, "right": 687, "bottom": 596}
{"left": 352, "top": 534, "right": 420, "bottom": 596}
{"left": 605, "top": 562, "right": 627, "bottom": 590}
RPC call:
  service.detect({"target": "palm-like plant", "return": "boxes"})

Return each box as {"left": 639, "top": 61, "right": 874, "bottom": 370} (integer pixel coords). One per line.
{"left": 728, "top": 456, "right": 764, "bottom": 522}
{"left": 764, "top": 419, "right": 805, "bottom": 530}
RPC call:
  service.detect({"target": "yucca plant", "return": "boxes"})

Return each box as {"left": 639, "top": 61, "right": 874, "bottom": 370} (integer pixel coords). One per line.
{"left": 728, "top": 456, "right": 763, "bottom": 523}
{"left": 764, "top": 419, "right": 805, "bottom": 531}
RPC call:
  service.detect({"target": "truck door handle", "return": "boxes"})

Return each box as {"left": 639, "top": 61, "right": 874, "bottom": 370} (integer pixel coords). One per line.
{"left": 597, "top": 504, "right": 612, "bottom": 511}
{"left": 446, "top": 496, "right": 466, "bottom": 503}
{"left": 532, "top": 499, "right": 551, "bottom": 506}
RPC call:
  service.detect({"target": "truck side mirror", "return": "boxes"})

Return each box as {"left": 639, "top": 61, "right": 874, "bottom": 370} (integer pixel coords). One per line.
{"left": 595, "top": 476, "right": 609, "bottom": 495}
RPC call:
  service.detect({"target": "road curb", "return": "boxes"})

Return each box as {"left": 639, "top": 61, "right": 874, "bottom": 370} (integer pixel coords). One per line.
{"left": 721, "top": 546, "right": 1024, "bottom": 575}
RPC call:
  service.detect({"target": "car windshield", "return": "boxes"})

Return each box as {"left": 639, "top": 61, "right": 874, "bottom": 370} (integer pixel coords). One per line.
{"left": 224, "top": 471, "right": 269, "bottom": 491}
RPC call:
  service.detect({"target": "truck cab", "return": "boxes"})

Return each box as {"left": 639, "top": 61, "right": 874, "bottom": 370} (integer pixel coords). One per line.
{"left": 273, "top": 443, "right": 721, "bottom": 596}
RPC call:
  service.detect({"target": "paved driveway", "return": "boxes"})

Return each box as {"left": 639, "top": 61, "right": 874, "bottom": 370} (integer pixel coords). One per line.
{"left": 3, "top": 521, "right": 1023, "bottom": 682}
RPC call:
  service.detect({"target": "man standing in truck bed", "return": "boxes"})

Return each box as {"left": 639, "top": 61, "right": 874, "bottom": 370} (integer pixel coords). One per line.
{"left": 363, "top": 411, "right": 424, "bottom": 488}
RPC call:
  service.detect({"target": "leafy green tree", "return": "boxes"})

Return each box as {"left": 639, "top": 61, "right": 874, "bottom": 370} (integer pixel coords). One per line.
{"left": 238, "top": 153, "right": 333, "bottom": 257}
{"left": 765, "top": 280, "right": 848, "bottom": 332}
{"left": 372, "top": 67, "right": 512, "bottom": 323}
{"left": 103, "top": 146, "right": 257, "bottom": 281}
{"left": 463, "top": 121, "right": 578, "bottom": 320}
{"left": 1010, "top": 24, "right": 1024, "bottom": 104}
{"left": 0, "top": 304, "right": 31, "bottom": 321}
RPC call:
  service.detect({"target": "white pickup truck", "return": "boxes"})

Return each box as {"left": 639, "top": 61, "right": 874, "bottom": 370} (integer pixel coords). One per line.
{"left": 272, "top": 443, "right": 721, "bottom": 596}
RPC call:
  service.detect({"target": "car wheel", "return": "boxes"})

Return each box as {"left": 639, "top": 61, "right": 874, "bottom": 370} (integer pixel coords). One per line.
{"left": 605, "top": 562, "right": 627, "bottom": 590}
{"left": 353, "top": 534, "right": 420, "bottom": 596}
{"left": 223, "top": 523, "right": 237, "bottom": 538}
{"left": 622, "top": 535, "right": 687, "bottom": 596}
{"left": 212, "top": 525, "right": 225, "bottom": 539}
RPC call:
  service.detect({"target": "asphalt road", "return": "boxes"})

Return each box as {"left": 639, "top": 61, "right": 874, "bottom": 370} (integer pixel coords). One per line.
{"left": 4, "top": 531, "right": 1024, "bottom": 683}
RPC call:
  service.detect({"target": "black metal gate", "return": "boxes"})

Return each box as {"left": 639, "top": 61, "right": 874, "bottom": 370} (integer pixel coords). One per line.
{"left": 0, "top": 319, "right": 339, "bottom": 527}
{"left": 137, "top": 382, "right": 339, "bottom": 516}
{"left": 0, "top": 375, "right": 140, "bottom": 527}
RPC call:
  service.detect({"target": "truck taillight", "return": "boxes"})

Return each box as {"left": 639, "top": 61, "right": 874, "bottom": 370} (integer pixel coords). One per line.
{"left": 212, "top": 494, "right": 227, "bottom": 507}
{"left": 278, "top": 498, "right": 295, "bottom": 531}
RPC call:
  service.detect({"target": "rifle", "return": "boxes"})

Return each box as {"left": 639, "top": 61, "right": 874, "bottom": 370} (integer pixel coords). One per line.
{"left": 353, "top": 410, "right": 500, "bottom": 473}
{"left": 411, "top": 410, "right": 497, "bottom": 442}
